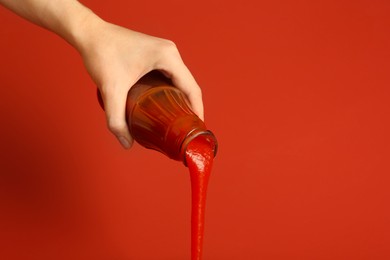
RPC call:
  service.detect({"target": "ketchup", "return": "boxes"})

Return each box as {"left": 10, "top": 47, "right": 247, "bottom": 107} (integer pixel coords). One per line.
{"left": 97, "top": 71, "right": 217, "bottom": 259}
{"left": 125, "top": 71, "right": 217, "bottom": 163}
{"left": 186, "top": 135, "right": 214, "bottom": 260}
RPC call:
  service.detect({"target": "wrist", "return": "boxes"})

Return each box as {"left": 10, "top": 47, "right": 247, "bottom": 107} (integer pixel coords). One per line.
{"left": 69, "top": 11, "right": 106, "bottom": 53}
{"left": 41, "top": 0, "right": 105, "bottom": 54}
{"left": 63, "top": 5, "right": 105, "bottom": 53}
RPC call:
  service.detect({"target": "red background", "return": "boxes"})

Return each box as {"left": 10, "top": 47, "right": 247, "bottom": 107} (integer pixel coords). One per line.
{"left": 1, "top": 0, "right": 389, "bottom": 259}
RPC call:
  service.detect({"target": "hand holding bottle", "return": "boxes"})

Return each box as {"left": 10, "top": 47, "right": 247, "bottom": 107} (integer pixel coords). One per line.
{"left": 0, "top": 0, "right": 204, "bottom": 149}
{"left": 78, "top": 19, "right": 204, "bottom": 149}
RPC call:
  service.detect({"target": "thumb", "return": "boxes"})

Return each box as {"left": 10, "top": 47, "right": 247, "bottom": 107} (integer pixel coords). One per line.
{"left": 100, "top": 84, "right": 133, "bottom": 149}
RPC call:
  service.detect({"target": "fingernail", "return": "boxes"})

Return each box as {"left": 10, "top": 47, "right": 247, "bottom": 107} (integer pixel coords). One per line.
{"left": 118, "top": 136, "right": 131, "bottom": 149}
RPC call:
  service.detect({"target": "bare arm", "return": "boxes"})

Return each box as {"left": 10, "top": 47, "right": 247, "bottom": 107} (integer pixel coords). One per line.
{"left": 0, "top": 0, "right": 93, "bottom": 48}
{"left": 0, "top": 0, "right": 203, "bottom": 149}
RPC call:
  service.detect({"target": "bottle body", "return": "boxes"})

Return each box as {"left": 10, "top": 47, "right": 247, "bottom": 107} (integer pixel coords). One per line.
{"left": 126, "top": 72, "right": 217, "bottom": 163}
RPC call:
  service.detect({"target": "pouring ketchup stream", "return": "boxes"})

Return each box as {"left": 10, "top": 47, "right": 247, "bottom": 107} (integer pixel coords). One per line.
{"left": 98, "top": 71, "right": 217, "bottom": 259}
{"left": 186, "top": 135, "right": 214, "bottom": 260}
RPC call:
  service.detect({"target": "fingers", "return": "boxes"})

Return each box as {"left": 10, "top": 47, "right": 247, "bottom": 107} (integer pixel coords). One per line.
{"left": 93, "top": 34, "right": 204, "bottom": 151}
{"left": 170, "top": 65, "right": 204, "bottom": 121}
{"left": 157, "top": 42, "right": 204, "bottom": 121}
{"left": 100, "top": 84, "right": 134, "bottom": 149}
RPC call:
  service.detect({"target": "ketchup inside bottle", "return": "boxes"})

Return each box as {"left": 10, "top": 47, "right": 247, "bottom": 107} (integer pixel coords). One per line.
{"left": 125, "top": 71, "right": 216, "bottom": 162}
{"left": 98, "top": 71, "right": 217, "bottom": 259}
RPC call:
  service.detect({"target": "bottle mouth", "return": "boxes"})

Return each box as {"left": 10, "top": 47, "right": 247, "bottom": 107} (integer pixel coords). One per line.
{"left": 181, "top": 130, "right": 218, "bottom": 166}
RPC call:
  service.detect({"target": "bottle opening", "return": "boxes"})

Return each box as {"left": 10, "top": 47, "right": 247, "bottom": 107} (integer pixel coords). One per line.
{"left": 182, "top": 130, "right": 218, "bottom": 166}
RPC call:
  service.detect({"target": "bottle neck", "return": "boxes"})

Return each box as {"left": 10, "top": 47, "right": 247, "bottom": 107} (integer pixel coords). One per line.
{"left": 181, "top": 130, "right": 218, "bottom": 166}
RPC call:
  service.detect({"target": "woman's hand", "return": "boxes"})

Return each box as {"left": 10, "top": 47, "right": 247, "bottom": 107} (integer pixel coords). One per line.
{"left": 0, "top": 0, "right": 204, "bottom": 149}
{"left": 76, "top": 18, "right": 203, "bottom": 149}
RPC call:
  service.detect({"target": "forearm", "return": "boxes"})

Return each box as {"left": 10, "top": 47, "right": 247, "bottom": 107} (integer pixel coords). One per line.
{"left": 0, "top": 0, "right": 100, "bottom": 50}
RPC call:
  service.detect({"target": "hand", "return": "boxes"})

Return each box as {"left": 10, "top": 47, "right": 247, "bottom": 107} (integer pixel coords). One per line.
{"left": 0, "top": 0, "right": 203, "bottom": 149}
{"left": 76, "top": 18, "right": 204, "bottom": 149}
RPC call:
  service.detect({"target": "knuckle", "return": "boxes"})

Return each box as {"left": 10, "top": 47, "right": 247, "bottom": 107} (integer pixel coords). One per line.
{"left": 196, "top": 86, "right": 203, "bottom": 96}
{"left": 192, "top": 86, "right": 203, "bottom": 98}
{"left": 107, "top": 119, "right": 126, "bottom": 135}
{"left": 161, "top": 39, "right": 180, "bottom": 56}
{"left": 163, "top": 39, "right": 177, "bottom": 48}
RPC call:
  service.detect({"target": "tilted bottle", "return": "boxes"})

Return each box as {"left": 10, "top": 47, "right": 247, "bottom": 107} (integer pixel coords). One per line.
{"left": 98, "top": 71, "right": 217, "bottom": 164}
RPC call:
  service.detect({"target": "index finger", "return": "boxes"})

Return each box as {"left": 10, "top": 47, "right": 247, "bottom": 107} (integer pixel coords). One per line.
{"left": 160, "top": 62, "right": 204, "bottom": 121}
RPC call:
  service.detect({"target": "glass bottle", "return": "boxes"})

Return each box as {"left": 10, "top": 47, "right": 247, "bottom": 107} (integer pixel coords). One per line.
{"left": 98, "top": 71, "right": 218, "bottom": 164}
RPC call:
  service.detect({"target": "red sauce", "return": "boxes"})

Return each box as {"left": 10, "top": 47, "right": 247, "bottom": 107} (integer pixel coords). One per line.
{"left": 99, "top": 72, "right": 217, "bottom": 259}
{"left": 185, "top": 135, "right": 214, "bottom": 260}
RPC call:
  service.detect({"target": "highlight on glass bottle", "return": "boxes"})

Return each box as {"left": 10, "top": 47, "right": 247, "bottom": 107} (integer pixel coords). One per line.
{"left": 97, "top": 71, "right": 218, "bottom": 165}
